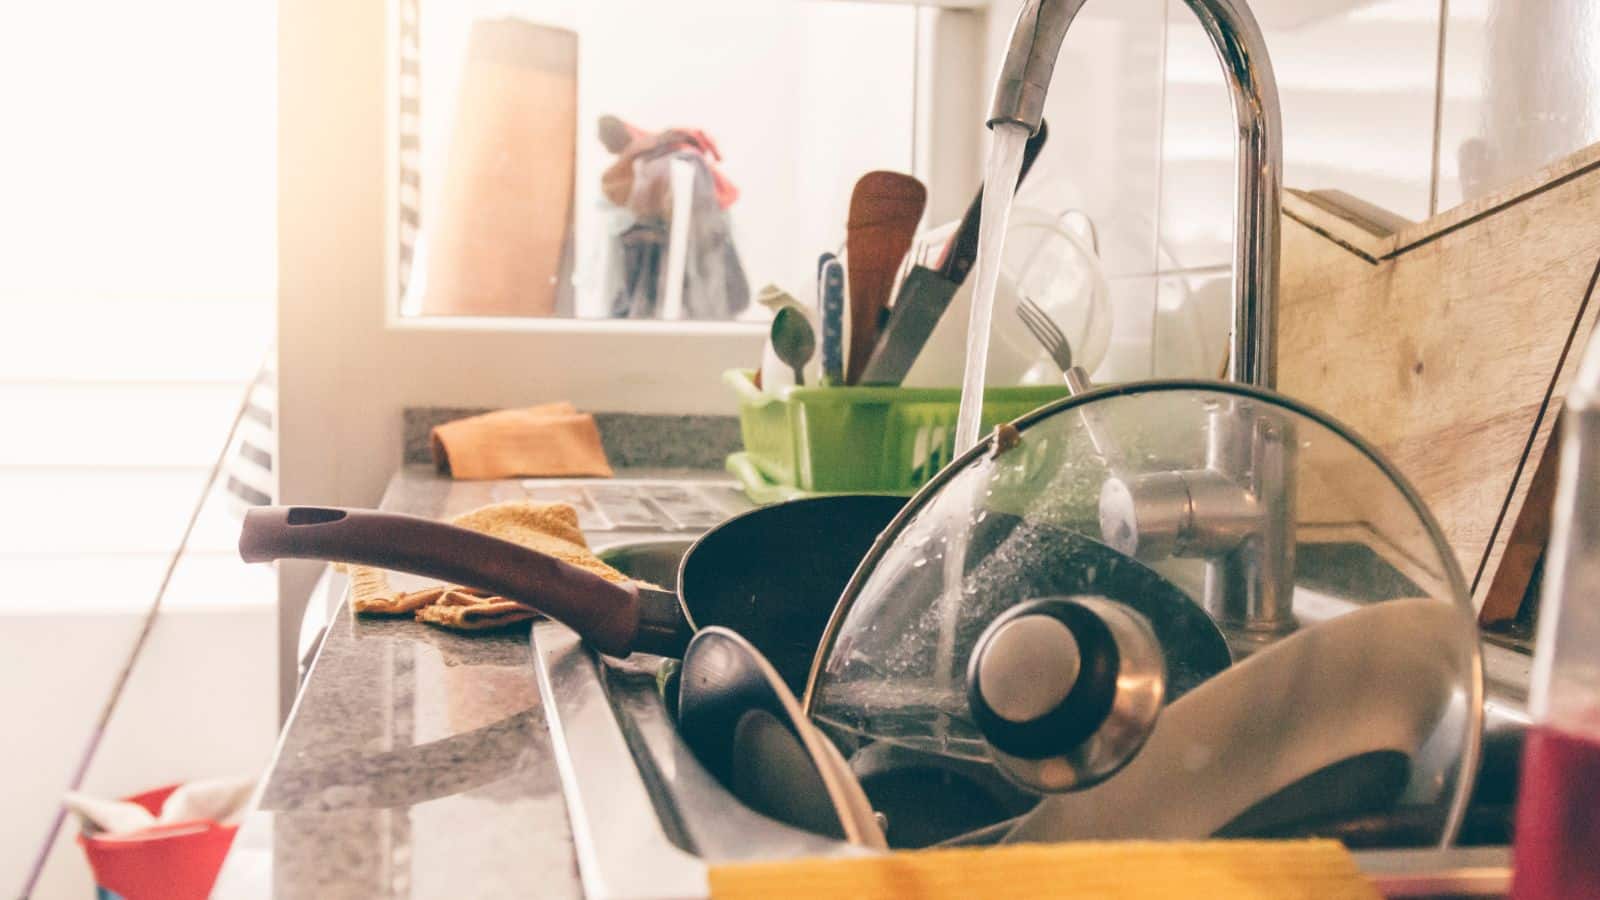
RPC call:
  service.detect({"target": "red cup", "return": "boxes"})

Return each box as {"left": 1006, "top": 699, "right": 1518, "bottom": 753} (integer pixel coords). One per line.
{"left": 77, "top": 785, "right": 239, "bottom": 900}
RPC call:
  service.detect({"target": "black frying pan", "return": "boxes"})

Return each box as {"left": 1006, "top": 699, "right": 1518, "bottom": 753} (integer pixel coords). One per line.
{"left": 239, "top": 494, "right": 905, "bottom": 692}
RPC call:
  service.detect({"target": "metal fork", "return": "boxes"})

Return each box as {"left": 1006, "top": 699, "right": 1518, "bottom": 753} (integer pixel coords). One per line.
{"left": 1016, "top": 295, "right": 1120, "bottom": 465}
{"left": 1016, "top": 295, "right": 1092, "bottom": 395}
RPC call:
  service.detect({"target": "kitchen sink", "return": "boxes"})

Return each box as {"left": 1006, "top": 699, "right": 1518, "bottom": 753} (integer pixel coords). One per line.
{"left": 596, "top": 539, "right": 695, "bottom": 593}
{"left": 566, "top": 540, "right": 1516, "bottom": 897}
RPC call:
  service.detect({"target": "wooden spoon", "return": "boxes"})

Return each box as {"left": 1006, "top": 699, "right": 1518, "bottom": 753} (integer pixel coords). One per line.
{"left": 845, "top": 172, "right": 927, "bottom": 384}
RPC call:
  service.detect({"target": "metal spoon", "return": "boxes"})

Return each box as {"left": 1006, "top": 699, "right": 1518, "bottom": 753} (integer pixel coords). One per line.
{"left": 771, "top": 306, "right": 816, "bottom": 387}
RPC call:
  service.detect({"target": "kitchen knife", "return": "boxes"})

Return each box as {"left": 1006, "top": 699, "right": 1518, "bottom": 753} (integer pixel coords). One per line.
{"left": 856, "top": 265, "right": 960, "bottom": 386}
{"left": 855, "top": 122, "right": 1051, "bottom": 386}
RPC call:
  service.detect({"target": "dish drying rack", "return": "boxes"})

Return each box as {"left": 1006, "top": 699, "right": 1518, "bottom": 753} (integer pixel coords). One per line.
{"left": 723, "top": 369, "right": 1069, "bottom": 503}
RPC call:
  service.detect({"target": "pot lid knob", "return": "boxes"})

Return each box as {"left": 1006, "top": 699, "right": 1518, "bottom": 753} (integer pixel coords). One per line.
{"left": 967, "top": 596, "right": 1167, "bottom": 793}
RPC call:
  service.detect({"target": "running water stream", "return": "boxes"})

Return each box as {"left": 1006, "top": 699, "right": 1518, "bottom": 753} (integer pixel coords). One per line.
{"left": 952, "top": 122, "right": 1032, "bottom": 454}
{"left": 935, "top": 122, "right": 1033, "bottom": 685}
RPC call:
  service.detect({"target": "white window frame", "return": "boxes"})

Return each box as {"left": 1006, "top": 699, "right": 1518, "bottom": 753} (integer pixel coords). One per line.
{"left": 279, "top": 0, "right": 983, "bottom": 516}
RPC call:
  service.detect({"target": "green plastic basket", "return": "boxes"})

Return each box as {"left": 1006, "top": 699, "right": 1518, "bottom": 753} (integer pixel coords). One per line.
{"left": 723, "top": 369, "right": 1071, "bottom": 503}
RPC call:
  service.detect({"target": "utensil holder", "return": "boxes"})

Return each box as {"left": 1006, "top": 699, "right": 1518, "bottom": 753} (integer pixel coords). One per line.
{"left": 724, "top": 369, "right": 1069, "bottom": 503}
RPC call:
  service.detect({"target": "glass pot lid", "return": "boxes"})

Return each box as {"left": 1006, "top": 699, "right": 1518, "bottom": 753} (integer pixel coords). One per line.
{"left": 801, "top": 381, "right": 1482, "bottom": 849}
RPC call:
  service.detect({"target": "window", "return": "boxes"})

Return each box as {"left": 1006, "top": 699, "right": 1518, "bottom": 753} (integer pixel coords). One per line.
{"left": 0, "top": 1, "right": 275, "bottom": 606}
{"left": 395, "top": 0, "right": 918, "bottom": 322}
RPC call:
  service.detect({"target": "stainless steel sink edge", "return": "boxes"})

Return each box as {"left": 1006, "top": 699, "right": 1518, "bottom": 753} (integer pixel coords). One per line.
{"left": 1358, "top": 847, "right": 1511, "bottom": 897}
{"left": 531, "top": 619, "right": 872, "bottom": 899}
{"left": 573, "top": 539, "right": 1521, "bottom": 897}
{"left": 531, "top": 621, "right": 708, "bottom": 900}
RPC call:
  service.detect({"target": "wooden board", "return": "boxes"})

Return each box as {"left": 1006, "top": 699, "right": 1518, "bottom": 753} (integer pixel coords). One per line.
{"left": 1278, "top": 142, "right": 1600, "bottom": 619}
{"left": 424, "top": 20, "right": 577, "bottom": 317}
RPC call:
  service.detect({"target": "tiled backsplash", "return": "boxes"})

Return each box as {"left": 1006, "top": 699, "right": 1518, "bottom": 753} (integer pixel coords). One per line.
{"left": 1438, "top": 0, "right": 1600, "bottom": 210}
{"left": 1162, "top": 0, "right": 1442, "bottom": 266}
{"left": 980, "top": 0, "right": 1600, "bottom": 380}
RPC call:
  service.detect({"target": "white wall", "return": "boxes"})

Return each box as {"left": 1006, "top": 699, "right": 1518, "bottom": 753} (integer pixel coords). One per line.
{"left": 0, "top": 1, "right": 280, "bottom": 895}
{"left": 1438, "top": 0, "right": 1600, "bottom": 210}
{"left": 1160, "top": 0, "right": 1442, "bottom": 271}
{"left": 5, "top": 577, "right": 277, "bottom": 899}
{"left": 1160, "top": 0, "right": 1600, "bottom": 262}
{"left": 983, "top": 1, "right": 1172, "bottom": 382}
{"left": 977, "top": 0, "right": 1600, "bottom": 385}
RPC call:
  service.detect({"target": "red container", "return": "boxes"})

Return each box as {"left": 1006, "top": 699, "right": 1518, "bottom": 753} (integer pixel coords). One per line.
{"left": 1511, "top": 725, "right": 1600, "bottom": 899}
{"left": 77, "top": 784, "right": 239, "bottom": 900}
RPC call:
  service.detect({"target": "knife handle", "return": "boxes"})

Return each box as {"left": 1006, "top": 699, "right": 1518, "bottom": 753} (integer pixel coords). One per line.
{"left": 820, "top": 258, "right": 846, "bottom": 385}
{"left": 240, "top": 506, "right": 644, "bottom": 656}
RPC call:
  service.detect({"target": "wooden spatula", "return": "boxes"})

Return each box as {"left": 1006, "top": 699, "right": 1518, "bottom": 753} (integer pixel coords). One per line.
{"left": 845, "top": 172, "right": 926, "bottom": 384}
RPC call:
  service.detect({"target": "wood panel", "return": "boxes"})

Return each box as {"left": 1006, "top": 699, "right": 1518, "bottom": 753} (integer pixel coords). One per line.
{"left": 1278, "top": 142, "right": 1600, "bottom": 617}
{"left": 423, "top": 20, "right": 577, "bottom": 317}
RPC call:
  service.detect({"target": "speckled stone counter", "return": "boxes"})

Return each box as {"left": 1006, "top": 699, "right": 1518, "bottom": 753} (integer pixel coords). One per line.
{"left": 212, "top": 467, "right": 750, "bottom": 899}
{"left": 205, "top": 465, "right": 1518, "bottom": 898}
{"left": 401, "top": 408, "right": 741, "bottom": 471}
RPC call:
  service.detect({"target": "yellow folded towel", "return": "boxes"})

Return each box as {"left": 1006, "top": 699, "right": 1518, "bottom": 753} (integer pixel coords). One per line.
{"left": 350, "top": 500, "right": 636, "bottom": 632}
{"left": 431, "top": 402, "right": 614, "bottom": 480}
{"left": 709, "top": 840, "right": 1377, "bottom": 900}
{"left": 412, "top": 586, "right": 544, "bottom": 631}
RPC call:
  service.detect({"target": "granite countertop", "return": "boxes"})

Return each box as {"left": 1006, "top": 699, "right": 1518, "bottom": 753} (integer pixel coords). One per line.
{"left": 212, "top": 466, "right": 751, "bottom": 899}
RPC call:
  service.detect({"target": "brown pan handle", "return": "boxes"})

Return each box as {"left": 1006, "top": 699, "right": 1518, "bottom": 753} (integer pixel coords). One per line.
{"left": 240, "top": 506, "right": 643, "bottom": 656}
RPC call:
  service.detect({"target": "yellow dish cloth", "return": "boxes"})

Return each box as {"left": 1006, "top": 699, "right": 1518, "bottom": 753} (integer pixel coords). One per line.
{"left": 709, "top": 840, "right": 1378, "bottom": 900}
{"left": 430, "top": 402, "right": 614, "bottom": 480}
{"left": 350, "top": 500, "right": 638, "bottom": 632}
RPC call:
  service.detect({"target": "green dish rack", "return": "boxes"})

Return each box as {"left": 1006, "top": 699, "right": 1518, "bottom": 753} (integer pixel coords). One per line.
{"left": 723, "top": 369, "right": 1071, "bottom": 503}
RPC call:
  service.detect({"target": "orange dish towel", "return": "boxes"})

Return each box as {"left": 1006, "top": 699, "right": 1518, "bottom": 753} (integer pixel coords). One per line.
{"left": 350, "top": 500, "right": 641, "bottom": 632}
{"left": 431, "top": 402, "right": 613, "bottom": 480}
{"left": 708, "top": 840, "right": 1379, "bottom": 900}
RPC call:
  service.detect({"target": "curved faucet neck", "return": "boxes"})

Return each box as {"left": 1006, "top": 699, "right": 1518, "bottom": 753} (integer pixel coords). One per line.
{"left": 990, "top": 0, "right": 1282, "bottom": 388}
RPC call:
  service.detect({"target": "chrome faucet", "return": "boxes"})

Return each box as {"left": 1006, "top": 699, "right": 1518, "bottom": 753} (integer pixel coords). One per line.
{"left": 989, "top": 0, "right": 1293, "bottom": 651}
{"left": 990, "top": 0, "right": 1282, "bottom": 389}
